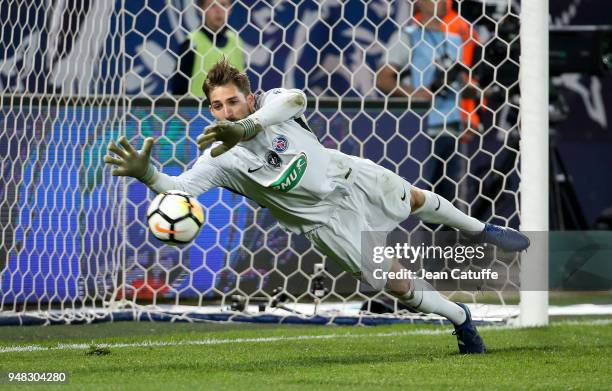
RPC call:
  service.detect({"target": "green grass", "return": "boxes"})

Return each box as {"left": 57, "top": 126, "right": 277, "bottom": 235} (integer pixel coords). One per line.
{"left": 0, "top": 320, "right": 611, "bottom": 390}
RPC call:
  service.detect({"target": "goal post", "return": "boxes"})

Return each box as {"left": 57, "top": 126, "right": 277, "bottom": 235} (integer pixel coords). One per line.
{"left": 0, "top": 0, "right": 552, "bottom": 326}
{"left": 519, "top": 0, "right": 549, "bottom": 327}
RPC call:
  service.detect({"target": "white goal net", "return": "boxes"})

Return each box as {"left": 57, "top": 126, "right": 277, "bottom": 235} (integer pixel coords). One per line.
{"left": 0, "top": 0, "right": 534, "bottom": 326}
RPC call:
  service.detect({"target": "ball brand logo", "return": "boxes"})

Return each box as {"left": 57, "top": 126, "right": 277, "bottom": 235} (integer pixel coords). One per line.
{"left": 155, "top": 222, "right": 180, "bottom": 234}
{"left": 272, "top": 135, "right": 289, "bottom": 153}
{"left": 268, "top": 152, "right": 307, "bottom": 192}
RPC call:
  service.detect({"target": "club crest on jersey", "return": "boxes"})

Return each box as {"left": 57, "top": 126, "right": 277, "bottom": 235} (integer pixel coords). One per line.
{"left": 272, "top": 135, "right": 289, "bottom": 153}
{"left": 266, "top": 152, "right": 308, "bottom": 193}
{"left": 266, "top": 150, "right": 283, "bottom": 168}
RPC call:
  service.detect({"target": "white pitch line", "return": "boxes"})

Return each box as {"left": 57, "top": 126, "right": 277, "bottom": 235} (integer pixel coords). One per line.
{"left": 0, "top": 318, "right": 610, "bottom": 354}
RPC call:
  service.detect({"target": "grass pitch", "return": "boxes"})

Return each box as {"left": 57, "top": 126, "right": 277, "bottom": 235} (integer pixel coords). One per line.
{"left": 0, "top": 319, "right": 611, "bottom": 390}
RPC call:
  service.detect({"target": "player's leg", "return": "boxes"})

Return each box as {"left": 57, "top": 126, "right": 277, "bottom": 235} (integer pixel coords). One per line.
{"left": 385, "top": 259, "right": 466, "bottom": 324}
{"left": 305, "top": 196, "right": 486, "bottom": 353}
{"left": 409, "top": 187, "right": 530, "bottom": 251}
{"left": 385, "top": 258, "right": 486, "bottom": 354}
{"left": 409, "top": 186, "right": 484, "bottom": 232}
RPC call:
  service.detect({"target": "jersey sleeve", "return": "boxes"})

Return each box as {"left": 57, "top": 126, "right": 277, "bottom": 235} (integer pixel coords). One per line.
{"left": 147, "top": 147, "right": 226, "bottom": 197}
{"left": 255, "top": 88, "right": 308, "bottom": 124}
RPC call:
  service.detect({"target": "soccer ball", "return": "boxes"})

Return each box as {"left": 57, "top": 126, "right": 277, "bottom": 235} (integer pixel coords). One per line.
{"left": 147, "top": 190, "right": 204, "bottom": 245}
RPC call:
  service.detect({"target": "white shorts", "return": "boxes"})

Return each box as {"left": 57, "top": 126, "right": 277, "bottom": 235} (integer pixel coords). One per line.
{"left": 305, "top": 158, "right": 412, "bottom": 290}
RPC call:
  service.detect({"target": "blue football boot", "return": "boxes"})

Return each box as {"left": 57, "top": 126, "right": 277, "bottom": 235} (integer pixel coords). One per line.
{"left": 453, "top": 303, "right": 486, "bottom": 354}
{"left": 470, "top": 223, "right": 530, "bottom": 252}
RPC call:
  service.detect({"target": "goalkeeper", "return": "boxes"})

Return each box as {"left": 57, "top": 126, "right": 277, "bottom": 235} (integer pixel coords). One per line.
{"left": 104, "top": 58, "right": 529, "bottom": 354}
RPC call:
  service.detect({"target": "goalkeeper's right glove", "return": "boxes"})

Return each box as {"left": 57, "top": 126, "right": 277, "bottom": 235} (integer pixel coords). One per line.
{"left": 103, "top": 136, "right": 156, "bottom": 184}
{"left": 197, "top": 118, "right": 262, "bottom": 157}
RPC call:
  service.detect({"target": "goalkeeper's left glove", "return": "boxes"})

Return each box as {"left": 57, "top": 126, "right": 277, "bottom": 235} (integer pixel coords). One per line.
{"left": 104, "top": 136, "right": 156, "bottom": 183}
{"left": 197, "top": 118, "right": 262, "bottom": 157}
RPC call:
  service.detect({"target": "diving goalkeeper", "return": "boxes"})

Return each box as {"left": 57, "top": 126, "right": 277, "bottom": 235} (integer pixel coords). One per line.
{"left": 104, "top": 58, "right": 529, "bottom": 354}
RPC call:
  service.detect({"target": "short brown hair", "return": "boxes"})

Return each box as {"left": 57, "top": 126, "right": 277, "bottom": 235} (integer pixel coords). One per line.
{"left": 203, "top": 57, "right": 251, "bottom": 101}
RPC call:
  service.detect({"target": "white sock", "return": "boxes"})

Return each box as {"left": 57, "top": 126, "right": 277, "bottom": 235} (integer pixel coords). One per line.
{"left": 412, "top": 190, "right": 485, "bottom": 233}
{"left": 395, "top": 278, "right": 467, "bottom": 325}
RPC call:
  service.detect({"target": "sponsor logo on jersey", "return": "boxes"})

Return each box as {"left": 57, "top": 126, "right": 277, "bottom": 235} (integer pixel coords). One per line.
{"left": 272, "top": 135, "right": 289, "bottom": 153}
{"left": 267, "top": 152, "right": 308, "bottom": 192}
{"left": 266, "top": 150, "right": 283, "bottom": 168}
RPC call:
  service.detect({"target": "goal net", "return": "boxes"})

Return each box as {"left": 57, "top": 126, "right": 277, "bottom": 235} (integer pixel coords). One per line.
{"left": 0, "top": 0, "right": 537, "bottom": 326}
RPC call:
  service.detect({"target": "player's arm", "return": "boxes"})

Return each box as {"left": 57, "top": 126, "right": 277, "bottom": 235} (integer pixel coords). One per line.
{"left": 376, "top": 29, "right": 432, "bottom": 100}
{"left": 377, "top": 65, "right": 432, "bottom": 100}
{"left": 243, "top": 88, "right": 307, "bottom": 130}
{"left": 377, "top": 64, "right": 415, "bottom": 97}
{"left": 198, "top": 89, "right": 307, "bottom": 156}
{"left": 104, "top": 136, "right": 221, "bottom": 196}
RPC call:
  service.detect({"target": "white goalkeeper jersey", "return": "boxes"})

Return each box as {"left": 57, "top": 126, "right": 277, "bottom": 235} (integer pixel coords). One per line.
{"left": 148, "top": 88, "right": 362, "bottom": 234}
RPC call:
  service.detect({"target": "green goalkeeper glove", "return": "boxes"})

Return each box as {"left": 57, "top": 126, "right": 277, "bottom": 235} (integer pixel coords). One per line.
{"left": 103, "top": 136, "right": 156, "bottom": 183}
{"left": 197, "top": 118, "right": 262, "bottom": 157}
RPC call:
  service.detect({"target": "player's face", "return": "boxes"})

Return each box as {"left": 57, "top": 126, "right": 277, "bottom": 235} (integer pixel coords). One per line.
{"left": 208, "top": 83, "right": 256, "bottom": 122}
{"left": 202, "top": 0, "right": 231, "bottom": 33}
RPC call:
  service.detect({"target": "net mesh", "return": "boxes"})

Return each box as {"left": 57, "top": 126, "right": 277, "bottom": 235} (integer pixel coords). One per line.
{"left": 0, "top": 0, "right": 522, "bottom": 325}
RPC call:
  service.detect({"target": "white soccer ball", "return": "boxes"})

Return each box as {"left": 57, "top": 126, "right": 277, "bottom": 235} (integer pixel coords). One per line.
{"left": 147, "top": 190, "right": 204, "bottom": 245}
